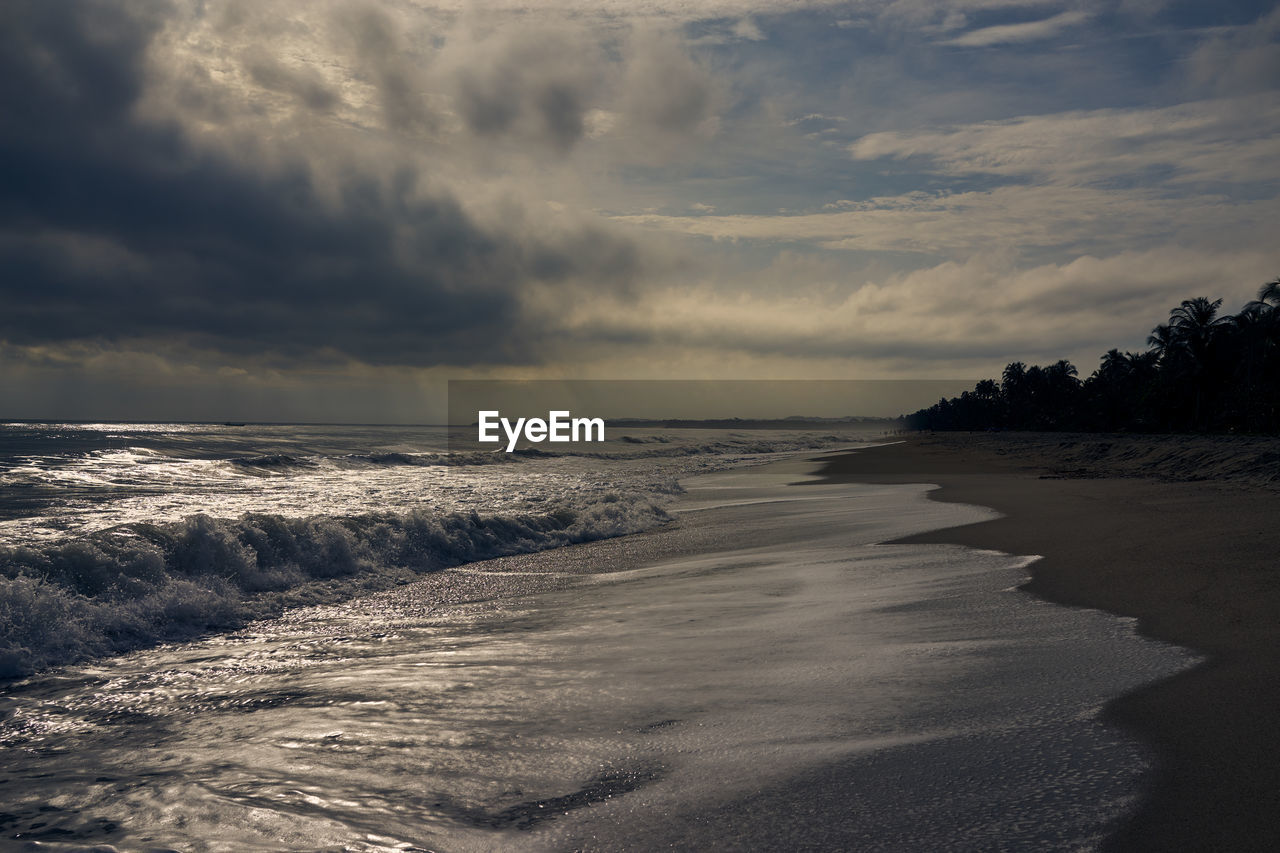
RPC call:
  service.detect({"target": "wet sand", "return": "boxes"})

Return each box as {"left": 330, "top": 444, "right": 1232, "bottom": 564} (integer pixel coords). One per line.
{"left": 1, "top": 455, "right": 1190, "bottom": 851}
{"left": 815, "top": 435, "right": 1280, "bottom": 852}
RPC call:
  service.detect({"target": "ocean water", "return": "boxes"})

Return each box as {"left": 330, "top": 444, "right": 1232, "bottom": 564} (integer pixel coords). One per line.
{"left": 0, "top": 425, "right": 1193, "bottom": 850}
{"left": 0, "top": 422, "right": 865, "bottom": 677}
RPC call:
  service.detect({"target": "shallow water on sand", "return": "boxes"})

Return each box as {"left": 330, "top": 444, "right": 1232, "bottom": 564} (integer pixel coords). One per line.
{"left": 0, "top": 459, "right": 1193, "bottom": 851}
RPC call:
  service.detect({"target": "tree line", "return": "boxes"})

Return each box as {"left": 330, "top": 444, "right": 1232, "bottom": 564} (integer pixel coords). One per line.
{"left": 905, "top": 279, "right": 1280, "bottom": 433}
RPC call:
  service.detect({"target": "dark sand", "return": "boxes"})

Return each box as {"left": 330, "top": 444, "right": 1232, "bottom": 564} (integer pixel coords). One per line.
{"left": 815, "top": 435, "right": 1280, "bottom": 852}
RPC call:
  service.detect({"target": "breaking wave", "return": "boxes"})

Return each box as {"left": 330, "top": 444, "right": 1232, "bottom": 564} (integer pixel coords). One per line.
{"left": 0, "top": 489, "right": 676, "bottom": 679}
{"left": 336, "top": 450, "right": 512, "bottom": 467}
{"left": 227, "top": 450, "right": 518, "bottom": 472}
{"left": 228, "top": 453, "right": 320, "bottom": 470}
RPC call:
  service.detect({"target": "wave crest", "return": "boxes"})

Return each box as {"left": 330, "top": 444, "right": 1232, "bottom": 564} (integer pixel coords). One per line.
{"left": 0, "top": 490, "right": 674, "bottom": 678}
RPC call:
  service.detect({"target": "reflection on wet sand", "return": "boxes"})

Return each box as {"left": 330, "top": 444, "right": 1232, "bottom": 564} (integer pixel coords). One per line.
{"left": 0, "top": 458, "right": 1192, "bottom": 851}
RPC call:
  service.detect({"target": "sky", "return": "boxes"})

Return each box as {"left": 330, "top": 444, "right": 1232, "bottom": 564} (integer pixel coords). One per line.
{"left": 2, "top": 0, "right": 1278, "bottom": 422}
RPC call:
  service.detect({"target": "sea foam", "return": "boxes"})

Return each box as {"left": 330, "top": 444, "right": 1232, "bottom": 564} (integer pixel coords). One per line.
{"left": 0, "top": 489, "right": 675, "bottom": 678}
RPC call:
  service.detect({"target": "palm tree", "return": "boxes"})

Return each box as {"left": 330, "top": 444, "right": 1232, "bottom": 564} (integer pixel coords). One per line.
{"left": 1147, "top": 323, "right": 1175, "bottom": 361}
{"left": 1001, "top": 362, "right": 1029, "bottom": 427}
{"left": 1236, "top": 279, "right": 1280, "bottom": 429}
{"left": 1164, "top": 297, "right": 1232, "bottom": 429}
{"left": 1096, "top": 349, "right": 1128, "bottom": 381}
{"left": 1256, "top": 276, "right": 1280, "bottom": 308}
{"left": 1169, "top": 297, "right": 1230, "bottom": 360}
{"left": 908, "top": 279, "right": 1280, "bottom": 433}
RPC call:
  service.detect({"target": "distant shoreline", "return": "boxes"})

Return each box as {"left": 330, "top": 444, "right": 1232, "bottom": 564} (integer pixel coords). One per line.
{"left": 606, "top": 417, "right": 900, "bottom": 430}
{"left": 813, "top": 433, "right": 1280, "bottom": 851}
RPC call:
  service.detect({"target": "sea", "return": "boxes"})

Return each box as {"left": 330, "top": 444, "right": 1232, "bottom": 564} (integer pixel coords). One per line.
{"left": 0, "top": 422, "right": 1194, "bottom": 851}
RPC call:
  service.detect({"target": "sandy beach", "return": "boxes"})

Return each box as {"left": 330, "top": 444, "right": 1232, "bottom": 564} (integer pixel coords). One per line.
{"left": 817, "top": 433, "right": 1280, "bottom": 852}
{"left": 1, "top": 448, "right": 1191, "bottom": 850}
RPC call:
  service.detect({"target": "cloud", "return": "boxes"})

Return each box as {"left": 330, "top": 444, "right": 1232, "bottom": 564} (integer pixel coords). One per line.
{"left": 433, "top": 20, "right": 725, "bottom": 161}
{"left": 785, "top": 113, "right": 848, "bottom": 137}
{"left": 733, "top": 17, "right": 767, "bottom": 41}
{"left": 847, "top": 95, "right": 1280, "bottom": 187}
{"left": 544, "top": 247, "right": 1277, "bottom": 373}
{"left": 870, "top": 0, "right": 1068, "bottom": 34}
{"left": 611, "top": 181, "right": 1280, "bottom": 260}
{"left": 439, "top": 21, "right": 607, "bottom": 155}
{"left": 399, "top": 1, "right": 851, "bottom": 22}
{"left": 611, "top": 27, "right": 726, "bottom": 162}
{"left": 338, "top": 4, "right": 439, "bottom": 136}
{"left": 242, "top": 46, "right": 341, "bottom": 113}
{"left": 3, "top": 0, "right": 1278, "bottom": 415}
{"left": 0, "top": 0, "right": 656, "bottom": 369}
{"left": 1186, "top": 6, "right": 1280, "bottom": 96}
{"left": 940, "top": 10, "right": 1091, "bottom": 47}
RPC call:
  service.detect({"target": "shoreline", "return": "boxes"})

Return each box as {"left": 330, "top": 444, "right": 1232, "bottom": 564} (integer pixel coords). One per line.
{"left": 5, "top": 440, "right": 1270, "bottom": 849}
{"left": 813, "top": 435, "right": 1280, "bottom": 852}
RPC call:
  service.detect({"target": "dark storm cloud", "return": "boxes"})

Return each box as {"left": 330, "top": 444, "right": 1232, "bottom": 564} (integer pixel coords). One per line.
{"left": 0, "top": 0, "right": 642, "bottom": 367}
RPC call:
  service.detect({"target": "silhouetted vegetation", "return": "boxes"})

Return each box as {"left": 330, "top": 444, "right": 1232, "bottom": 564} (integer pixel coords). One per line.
{"left": 906, "top": 279, "right": 1280, "bottom": 433}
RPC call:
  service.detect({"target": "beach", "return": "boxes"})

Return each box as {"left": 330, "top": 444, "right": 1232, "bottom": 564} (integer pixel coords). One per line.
{"left": 0, "top": 440, "right": 1197, "bottom": 851}
{"left": 8, "top": 0, "right": 1279, "bottom": 848}
{"left": 818, "top": 433, "right": 1280, "bottom": 852}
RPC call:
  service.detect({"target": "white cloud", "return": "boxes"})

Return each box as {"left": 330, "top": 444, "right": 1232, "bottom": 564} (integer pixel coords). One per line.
{"left": 872, "top": 0, "right": 1068, "bottom": 33}
{"left": 940, "top": 10, "right": 1091, "bottom": 47}
{"left": 733, "top": 17, "right": 767, "bottom": 41}
{"left": 1186, "top": 6, "right": 1280, "bottom": 95}
{"left": 540, "top": 246, "right": 1276, "bottom": 375}
{"left": 849, "top": 95, "right": 1280, "bottom": 186}
{"left": 611, "top": 184, "right": 1280, "bottom": 260}
{"left": 404, "top": 0, "right": 853, "bottom": 22}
